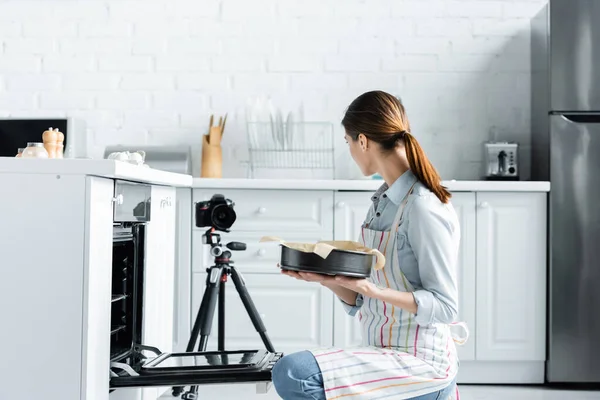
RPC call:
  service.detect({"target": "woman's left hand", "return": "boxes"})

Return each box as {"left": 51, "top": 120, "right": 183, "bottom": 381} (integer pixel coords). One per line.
{"left": 334, "top": 276, "right": 378, "bottom": 297}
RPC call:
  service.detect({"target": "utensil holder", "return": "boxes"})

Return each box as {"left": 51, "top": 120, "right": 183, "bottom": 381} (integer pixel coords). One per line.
{"left": 201, "top": 137, "right": 223, "bottom": 178}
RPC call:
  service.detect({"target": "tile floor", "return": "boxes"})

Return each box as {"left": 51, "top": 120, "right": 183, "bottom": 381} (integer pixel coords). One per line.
{"left": 159, "top": 384, "right": 600, "bottom": 399}
{"left": 458, "top": 385, "right": 600, "bottom": 400}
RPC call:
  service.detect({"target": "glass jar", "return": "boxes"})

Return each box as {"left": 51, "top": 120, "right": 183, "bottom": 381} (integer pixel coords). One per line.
{"left": 21, "top": 142, "right": 49, "bottom": 158}
{"left": 15, "top": 148, "right": 25, "bottom": 157}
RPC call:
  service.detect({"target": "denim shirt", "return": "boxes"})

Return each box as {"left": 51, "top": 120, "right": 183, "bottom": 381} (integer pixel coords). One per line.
{"left": 343, "top": 170, "right": 461, "bottom": 327}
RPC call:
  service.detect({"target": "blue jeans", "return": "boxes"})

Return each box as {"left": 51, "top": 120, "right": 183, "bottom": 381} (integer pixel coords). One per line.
{"left": 272, "top": 350, "right": 457, "bottom": 400}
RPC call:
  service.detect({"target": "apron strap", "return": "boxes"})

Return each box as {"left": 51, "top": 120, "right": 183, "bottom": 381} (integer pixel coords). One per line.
{"left": 391, "top": 181, "right": 418, "bottom": 232}
{"left": 449, "top": 322, "right": 470, "bottom": 346}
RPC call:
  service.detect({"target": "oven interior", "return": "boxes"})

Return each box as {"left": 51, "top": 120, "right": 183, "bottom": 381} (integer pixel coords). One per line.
{"left": 110, "top": 223, "right": 146, "bottom": 373}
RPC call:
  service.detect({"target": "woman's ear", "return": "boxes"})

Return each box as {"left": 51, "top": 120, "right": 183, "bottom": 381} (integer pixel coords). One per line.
{"left": 358, "top": 133, "right": 368, "bottom": 152}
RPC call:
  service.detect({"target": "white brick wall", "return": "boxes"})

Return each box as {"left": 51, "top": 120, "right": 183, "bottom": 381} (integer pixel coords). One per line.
{"left": 0, "top": 0, "right": 546, "bottom": 179}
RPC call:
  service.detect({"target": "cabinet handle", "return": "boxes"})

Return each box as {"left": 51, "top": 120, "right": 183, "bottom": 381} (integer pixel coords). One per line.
{"left": 336, "top": 201, "right": 345, "bottom": 209}
{"left": 257, "top": 249, "right": 266, "bottom": 256}
{"left": 257, "top": 207, "right": 267, "bottom": 214}
{"left": 479, "top": 201, "right": 489, "bottom": 208}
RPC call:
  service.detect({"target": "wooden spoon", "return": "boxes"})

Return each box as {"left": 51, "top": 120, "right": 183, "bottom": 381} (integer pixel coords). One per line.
{"left": 207, "top": 114, "right": 214, "bottom": 144}
{"left": 220, "top": 114, "right": 228, "bottom": 140}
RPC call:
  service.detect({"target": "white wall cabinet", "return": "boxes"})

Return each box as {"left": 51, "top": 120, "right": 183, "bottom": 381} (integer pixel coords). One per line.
{"left": 186, "top": 188, "right": 548, "bottom": 389}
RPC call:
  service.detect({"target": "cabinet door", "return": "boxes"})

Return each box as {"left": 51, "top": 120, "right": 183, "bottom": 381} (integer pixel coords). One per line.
{"left": 476, "top": 192, "right": 547, "bottom": 361}
{"left": 449, "top": 193, "right": 477, "bottom": 361}
{"left": 143, "top": 186, "right": 177, "bottom": 399}
{"left": 191, "top": 273, "right": 334, "bottom": 355}
{"left": 192, "top": 189, "right": 334, "bottom": 233}
{"left": 332, "top": 192, "right": 371, "bottom": 347}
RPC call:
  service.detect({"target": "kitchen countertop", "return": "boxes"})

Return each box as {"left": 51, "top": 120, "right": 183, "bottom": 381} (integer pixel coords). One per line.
{"left": 192, "top": 178, "right": 551, "bottom": 192}
{"left": 0, "top": 158, "right": 193, "bottom": 187}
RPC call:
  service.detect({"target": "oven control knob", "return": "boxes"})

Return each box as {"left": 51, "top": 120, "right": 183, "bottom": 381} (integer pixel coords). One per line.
{"left": 336, "top": 201, "right": 345, "bottom": 208}
{"left": 257, "top": 248, "right": 266, "bottom": 256}
{"left": 257, "top": 207, "right": 267, "bottom": 214}
{"left": 479, "top": 201, "right": 489, "bottom": 209}
{"left": 112, "top": 194, "right": 124, "bottom": 205}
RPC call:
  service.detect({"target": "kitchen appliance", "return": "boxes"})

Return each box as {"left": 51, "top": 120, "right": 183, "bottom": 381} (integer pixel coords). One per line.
{"left": 531, "top": 0, "right": 600, "bottom": 384}
{"left": 0, "top": 118, "right": 86, "bottom": 158}
{"left": 483, "top": 142, "right": 519, "bottom": 180}
{"left": 110, "top": 184, "right": 281, "bottom": 395}
{"left": 104, "top": 145, "right": 192, "bottom": 175}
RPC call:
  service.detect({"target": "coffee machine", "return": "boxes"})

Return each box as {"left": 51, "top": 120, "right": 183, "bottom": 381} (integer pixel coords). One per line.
{"left": 483, "top": 142, "right": 519, "bottom": 180}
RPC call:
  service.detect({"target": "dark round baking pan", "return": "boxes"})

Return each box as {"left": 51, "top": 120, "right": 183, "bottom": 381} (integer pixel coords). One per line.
{"left": 279, "top": 246, "right": 375, "bottom": 278}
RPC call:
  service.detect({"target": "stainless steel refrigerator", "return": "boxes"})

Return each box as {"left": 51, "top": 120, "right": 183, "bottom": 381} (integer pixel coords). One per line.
{"left": 532, "top": 0, "right": 600, "bottom": 383}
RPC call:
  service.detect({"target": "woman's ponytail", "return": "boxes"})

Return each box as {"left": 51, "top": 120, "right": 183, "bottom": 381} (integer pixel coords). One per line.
{"left": 342, "top": 91, "right": 450, "bottom": 203}
{"left": 404, "top": 132, "right": 451, "bottom": 204}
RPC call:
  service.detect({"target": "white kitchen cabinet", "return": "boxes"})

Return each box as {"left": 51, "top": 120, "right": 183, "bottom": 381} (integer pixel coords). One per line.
{"left": 332, "top": 191, "right": 371, "bottom": 347}
{"left": 450, "top": 193, "right": 477, "bottom": 361}
{"left": 190, "top": 272, "right": 334, "bottom": 356}
{"left": 193, "top": 189, "right": 334, "bottom": 233}
{"left": 475, "top": 192, "right": 547, "bottom": 362}
{"left": 142, "top": 185, "right": 178, "bottom": 400}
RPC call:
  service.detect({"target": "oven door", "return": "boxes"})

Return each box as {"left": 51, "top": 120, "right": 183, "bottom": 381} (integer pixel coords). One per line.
{"left": 110, "top": 348, "right": 282, "bottom": 389}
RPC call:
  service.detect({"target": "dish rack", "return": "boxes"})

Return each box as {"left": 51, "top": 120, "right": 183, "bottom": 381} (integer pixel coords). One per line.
{"left": 246, "top": 121, "right": 335, "bottom": 179}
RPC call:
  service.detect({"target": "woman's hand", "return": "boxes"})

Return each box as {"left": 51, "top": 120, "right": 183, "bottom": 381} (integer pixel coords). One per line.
{"left": 333, "top": 275, "right": 377, "bottom": 297}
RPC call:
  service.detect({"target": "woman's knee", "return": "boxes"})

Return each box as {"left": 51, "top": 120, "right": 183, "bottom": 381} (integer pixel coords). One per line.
{"left": 272, "top": 350, "right": 323, "bottom": 398}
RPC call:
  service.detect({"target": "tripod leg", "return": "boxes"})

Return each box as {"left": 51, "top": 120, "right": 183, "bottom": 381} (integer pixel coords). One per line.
{"left": 196, "top": 266, "right": 222, "bottom": 352}
{"left": 230, "top": 266, "right": 276, "bottom": 353}
{"left": 218, "top": 277, "right": 226, "bottom": 351}
{"left": 173, "top": 266, "right": 222, "bottom": 398}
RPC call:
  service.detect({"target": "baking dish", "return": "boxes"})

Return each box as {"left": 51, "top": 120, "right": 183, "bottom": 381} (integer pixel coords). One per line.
{"left": 260, "top": 237, "right": 385, "bottom": 278}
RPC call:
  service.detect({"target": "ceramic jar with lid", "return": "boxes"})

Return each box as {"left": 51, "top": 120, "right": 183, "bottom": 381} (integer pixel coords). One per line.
{"left": 21, "top": 142, "right": 49, "bottom": 158}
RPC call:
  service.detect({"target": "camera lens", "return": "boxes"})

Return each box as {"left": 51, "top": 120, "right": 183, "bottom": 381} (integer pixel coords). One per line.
{"left": 211, "top": 204, "right": 236, "bottom": 231}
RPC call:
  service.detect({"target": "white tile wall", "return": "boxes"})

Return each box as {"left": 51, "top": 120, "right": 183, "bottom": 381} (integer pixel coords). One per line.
{"left": 0, "top": 0, "right": 546, "bottom": 179}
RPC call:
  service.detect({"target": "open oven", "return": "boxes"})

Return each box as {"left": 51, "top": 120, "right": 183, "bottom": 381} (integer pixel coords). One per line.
{"left": 108, "top": 181, "right": 281, "bottom": 393}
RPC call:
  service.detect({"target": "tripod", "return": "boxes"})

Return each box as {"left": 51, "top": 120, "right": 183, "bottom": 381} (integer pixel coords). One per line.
{"left": 173, "top": 228, "right": 276, "bottom": 399}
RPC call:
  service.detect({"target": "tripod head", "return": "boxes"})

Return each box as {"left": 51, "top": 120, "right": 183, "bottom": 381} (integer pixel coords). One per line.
{"left": 203, "top": 227, "right": 247, "bottom": 258}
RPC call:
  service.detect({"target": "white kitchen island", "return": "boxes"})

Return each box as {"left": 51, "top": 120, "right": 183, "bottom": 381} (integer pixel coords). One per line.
{"left": 178, "top": 177, "right": 551, "bottom": 399}
{"left": 0, "top": 158, "right": 192, "bottom": 400}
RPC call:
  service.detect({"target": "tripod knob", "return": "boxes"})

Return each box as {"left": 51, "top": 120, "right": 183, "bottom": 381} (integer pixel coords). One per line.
{"left": 210, "top": 246, "right": 223, "bottom": 257}
{"left": 226, "top": 241, "right": 247, "bottom": 251}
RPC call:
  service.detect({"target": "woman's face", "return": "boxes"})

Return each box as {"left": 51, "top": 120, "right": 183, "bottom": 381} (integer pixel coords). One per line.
{"left": 345, "top": 133, "right": 376, "bottom": 176}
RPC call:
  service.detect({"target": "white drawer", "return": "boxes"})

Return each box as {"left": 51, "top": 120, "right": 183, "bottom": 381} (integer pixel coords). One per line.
{"left": 190, "top": 273, "right": 334, "bottom": 355}
{"left": 191, "top": 231, "right": 332, "bottom": 273}
{"left": 192, "top": 189, "right": 334, "bottom": 233}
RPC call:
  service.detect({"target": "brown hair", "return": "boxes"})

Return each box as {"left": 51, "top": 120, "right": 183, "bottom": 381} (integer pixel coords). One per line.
{"left": 342, "top": 90, "right": 451, "bottom": 204}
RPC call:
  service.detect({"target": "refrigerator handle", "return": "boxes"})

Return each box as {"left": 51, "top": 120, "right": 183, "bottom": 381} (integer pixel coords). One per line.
{"left": 557, "top": 114, "right": 600, "bottom": 124}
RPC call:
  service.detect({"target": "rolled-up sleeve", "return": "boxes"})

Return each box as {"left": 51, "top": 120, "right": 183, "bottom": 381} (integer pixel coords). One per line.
{"left": 407, "top": 197, "right": 459, "bottom": 326}
{"left": 339, "top": 293, "right": 364, "bottom": 317}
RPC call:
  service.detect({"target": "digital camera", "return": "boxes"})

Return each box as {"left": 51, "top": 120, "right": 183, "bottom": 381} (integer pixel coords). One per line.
{"left": 195, "top": 194, "right": 237, "bottom": 231}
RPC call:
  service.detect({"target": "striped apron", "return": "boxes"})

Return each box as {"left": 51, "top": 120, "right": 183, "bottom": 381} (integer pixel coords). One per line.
{"left": 310, "top": 185, "right": 469, "bottom": 400}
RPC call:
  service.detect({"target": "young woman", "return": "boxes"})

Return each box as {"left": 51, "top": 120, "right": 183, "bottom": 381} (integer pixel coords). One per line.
{"left": 271, "top": 90, "right": 468, "bottom": 400}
